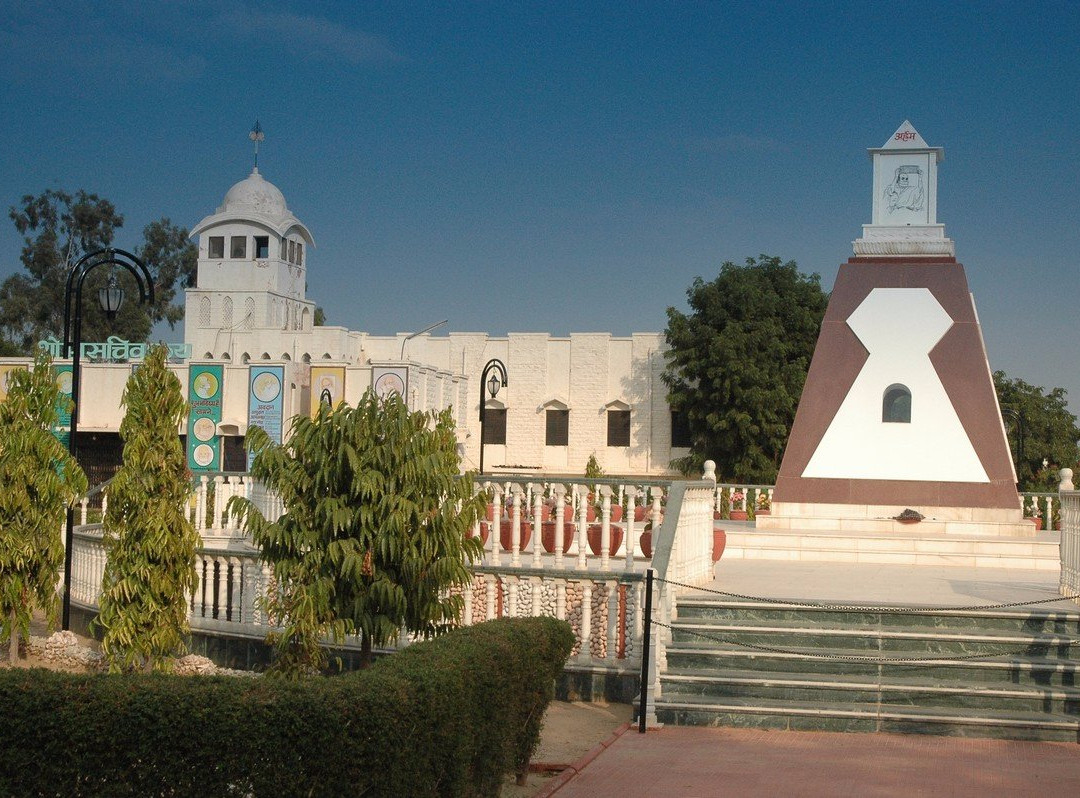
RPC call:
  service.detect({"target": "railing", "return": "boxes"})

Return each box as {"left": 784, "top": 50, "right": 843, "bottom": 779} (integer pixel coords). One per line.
{"left": 68, "top": 471, "right": 722, "bottom": 672}
{"left": 1059, "top": 469, "right": 1078, "bottom": 606}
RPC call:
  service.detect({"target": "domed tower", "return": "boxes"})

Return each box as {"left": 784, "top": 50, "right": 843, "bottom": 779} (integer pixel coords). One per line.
{"left": 185, "top": 166, "right": 316, "bottom": 359}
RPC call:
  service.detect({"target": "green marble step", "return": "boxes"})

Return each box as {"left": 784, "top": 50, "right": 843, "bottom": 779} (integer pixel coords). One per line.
{"left": 665, "top": 645, "right": 1080, "bottom": 686}
{"left": 669, "top": 620, "right": 1080, "bottom": 659}
{"left": 660, "top": 669, "right": 1080, "bottom": 715}
{"left": 654, "top": 694, "right": 1080, "bottom": 742}
{"left": 676, "top": 599, "right": 1080, "bottom": 635}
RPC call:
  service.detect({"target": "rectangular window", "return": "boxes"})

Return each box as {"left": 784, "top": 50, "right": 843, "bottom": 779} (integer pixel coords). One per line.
{"left": 296, "top": 241, "right": 303, "bottom": 265}
{"left": 607, "top": 410, "right": 630, "bottom": 447}
{"left": 208, "top": 236, "right": 225, "bottom": 259}
{"left": 280, "top": 238, "right": 288, "bottom": 259}
{"left": 230, "top": 236, "right": 246, "bottom": 258}
{"left": 254, "top": 236, "right": 269, "bottom": 259}
{"left": 288, "top": 240, "right": 297, "bottom": 264}
{"left": 482, "top": 408, "right": 507, "bottom": 444}
{"left": 545, "top": 409, "right": 569, "bottom": 446}
{"left": 671, "top": 410, "right": 692, "bottom": 448}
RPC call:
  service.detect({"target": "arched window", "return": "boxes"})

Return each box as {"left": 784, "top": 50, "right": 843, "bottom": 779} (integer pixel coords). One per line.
{"left": 222, "top": 296, "right": 233, "bottom": 328}
{"left": 199, "top": 296, "right": 211, "bottom": 327}
{"left": 245, "top": 298, "right": 255, "bottom": 329}
{"left": 882, "top": 384, "right": 912, "bottom": 423}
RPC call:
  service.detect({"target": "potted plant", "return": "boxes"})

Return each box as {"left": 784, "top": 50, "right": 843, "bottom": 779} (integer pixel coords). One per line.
{"left": 499, "top": 518, "right": 532, "bottom": 551}
{"left": 587, "top": 523, "right": 624, "bottom": 556}
{"left": 729, "top": 489, "right": 748, "bottom": 521}
{"left": 541, "top": 519, "right": 576, "bottom": 553}
{"left": 756, "top": 491, "right": 771, "bottom": 517}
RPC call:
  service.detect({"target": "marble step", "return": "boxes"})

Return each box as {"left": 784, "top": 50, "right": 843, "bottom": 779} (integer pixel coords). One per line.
{"left": 676, "top": 599, "right": 1080, "bottom": 634}
{"left": 668, "top": 620, "right": 1080, "bottom": 659}
{"left": 660, "top": 669, "right": 1080, "bottom": 715}
{"left": 720, "top": 527, "right": 1059, "bottom": 569}
{"left": 654, "top": 694, "right": 1080, "bottom": 742}
{"left": 664, "top": 644, "right": 1080, "bottom": 686}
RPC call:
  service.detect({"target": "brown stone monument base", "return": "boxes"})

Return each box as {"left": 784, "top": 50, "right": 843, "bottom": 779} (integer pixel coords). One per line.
{"left": 756, "top": 501, "right": 1034, "bottom": 538}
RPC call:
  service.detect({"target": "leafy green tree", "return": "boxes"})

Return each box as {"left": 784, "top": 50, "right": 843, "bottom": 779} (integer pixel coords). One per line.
{"left": 0, "top": 351, "right": 87, "bottom": 663}
{"left": 664, "top": 254, "right": 828, "bottom": 481}
{"left": 230, "top": 391, "right": 485, "bottom": 676}
{"left": 0, "top": 190, "right": 196, "bottom": 354}
{"left": 994, "top": 371, "right": 1079, "bottom": 491}
{"left": 95, "top": 344, "right": 199, "bottom": 672}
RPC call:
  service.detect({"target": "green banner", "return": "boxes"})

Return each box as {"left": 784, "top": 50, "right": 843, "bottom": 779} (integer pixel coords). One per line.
{"left": 52, "top": 364, "right": 73, "bottom": 449}
{"left": 187, "top": 364, "right": 224, "bottom": 471}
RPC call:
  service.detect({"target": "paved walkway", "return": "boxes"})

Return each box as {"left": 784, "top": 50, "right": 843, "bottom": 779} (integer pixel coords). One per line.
{"left": 550, "top": 725, "right": 1080, "bottom": 797}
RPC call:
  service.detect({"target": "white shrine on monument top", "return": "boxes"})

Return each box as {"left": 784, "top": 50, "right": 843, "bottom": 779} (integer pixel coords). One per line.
{"left": 853, "top": 120, "right": 955, "bottom": 257}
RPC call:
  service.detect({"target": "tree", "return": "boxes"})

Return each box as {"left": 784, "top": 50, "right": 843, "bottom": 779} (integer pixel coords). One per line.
{"left": 663, "top": 255, "right": 828, "bottom": 482}
{"left": 95, "top": 344, "right": 199, "bottom": 672}
{"left": 0, "top": 190, "right": 197, "bottom": 354}
{"left": 230, "top": 391, "right": 485, "bottom": 675}
{"left": 0, "top": 350, "right": 87, "bottom": 663}
{"left": 994, "top": 371, "right": 1079, "bottom": 491}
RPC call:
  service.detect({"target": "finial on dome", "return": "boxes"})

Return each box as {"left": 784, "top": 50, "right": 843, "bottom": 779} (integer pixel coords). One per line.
{"left": 249, "top": 120, "right": 265, "bottom": 170}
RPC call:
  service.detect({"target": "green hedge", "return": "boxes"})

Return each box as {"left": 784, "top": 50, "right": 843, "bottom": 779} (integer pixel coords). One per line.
{"left": 0, "top": 617, "right": 574, "bottom": 797}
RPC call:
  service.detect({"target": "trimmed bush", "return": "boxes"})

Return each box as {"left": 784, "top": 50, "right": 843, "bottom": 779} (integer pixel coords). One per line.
{"left": 0, "top": 617, "right": 574, "bottom": 797}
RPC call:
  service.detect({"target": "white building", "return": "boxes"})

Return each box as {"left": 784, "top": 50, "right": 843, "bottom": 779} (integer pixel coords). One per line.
{"left": 2, "top": 167, "right": 685, "bottom": 479}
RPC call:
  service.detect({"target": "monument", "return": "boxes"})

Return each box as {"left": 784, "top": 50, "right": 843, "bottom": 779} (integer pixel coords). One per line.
{"left": 761, "top": 122, "right": 1030, "bottom": 536}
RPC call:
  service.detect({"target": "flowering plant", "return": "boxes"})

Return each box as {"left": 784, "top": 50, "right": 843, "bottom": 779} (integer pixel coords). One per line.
{"left": 757, "top": 492, "right": 771, "bottom": 511}
{"left": 731, "top": 489, "right": 745, "bottom": 510}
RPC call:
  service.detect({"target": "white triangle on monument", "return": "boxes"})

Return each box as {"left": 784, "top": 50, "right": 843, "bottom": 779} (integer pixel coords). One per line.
{"left": 881, "top": 120, "right": 929, "bottom": 150}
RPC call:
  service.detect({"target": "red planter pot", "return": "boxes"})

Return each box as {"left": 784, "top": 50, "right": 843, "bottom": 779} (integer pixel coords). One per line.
{"left": 1026, "top": 517, "right": 1043, "bottom": 531}
{"left": 712, "top": 529, "right": 727, "bottom": 562}
{"left": 470, "top": 521, "right": 491, "bottom": 545}
{"left": 635, "top": 505, "right": 649, "bottom": 523}
{"left": 541, "top": 521, "right": 576, "bottom": 554}
{"left": 729, "top": 510, "right": 748, "bottom": 521}
{"left": 587, "top": 524, "right": 624, "bottom": 556}
{"left": 500, "top": 520, "right": 532, "bottom": 552}
{"left": 639, "top": 527, "right": 653, "bottom": 558}
{"left": 609, "top": 505, "right": 623, "bottom": 523}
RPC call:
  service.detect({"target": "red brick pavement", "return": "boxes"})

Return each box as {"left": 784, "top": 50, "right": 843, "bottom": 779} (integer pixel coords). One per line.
{"left": 550, "top": 726, "right": 1080, "bottom": 797}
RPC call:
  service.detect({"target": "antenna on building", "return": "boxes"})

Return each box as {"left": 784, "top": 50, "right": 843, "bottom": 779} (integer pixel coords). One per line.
{"left": 249, "top": 120, "right": 265, "bottom": 170}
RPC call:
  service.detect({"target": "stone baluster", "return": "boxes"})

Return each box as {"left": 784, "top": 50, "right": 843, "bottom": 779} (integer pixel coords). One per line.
{"left": 191, "top": 555, "right": 204, "bottom": 618}
{"left": 100, "top": 492, "right": 108, "bottom": 519}
{"left": 462, "top": 582, "right": 473, "bottom": 626}
{"left": 1047, "top": 495, "right": 1056, "bottom": 530}
{"left": 531, "top": 484, "right": 544, "bottom": 568}
{"left": 579, "top": 582, "right": 592, "bottom": 660}
{"left": 240, "top": 557, "right": 258, "bottom": 627}
{"left": 510, "top": 484, "right": 523, "bottom": 567}
{"left": 531, "top": 577, "right": 542, "bottom": 616}
{"left": 488, "top": 484, "right": 503, "bottom": 567}
{"left": 229, "top": 557, "right": 243, "bottom": 622}
{"left": 195, "top": 477, "right": 207, "bottom": 531}
{"left": 556, "top": 580, "right": 566, "bottom": 620}
{"left": 215, "top": 556, "right": 228, "bottom": 619}
{"left": 576, "top": 486, "right": 589, "bottom": 570}
{"left": 80, "top": 497, "right": 88, "bottom": 525}
{"left": 508, "top": 577, "right": 518, "bottom": 617}
{"left": 553, "top": 484, "right": 567, "bottom": 569}
{"left": 625, "top": 488, "right": 638, "bottom": 569}
{"left": 650, "top": 486, "right": 664, "bottom": 552}
{"left": 599, "top": 484, "right": 613, "bottom": 571}
{"left": 485, "top": 575, "right": 496, "bottom": 620}
{"left": 212, "top": 476, "right": 225, "bottom": 530}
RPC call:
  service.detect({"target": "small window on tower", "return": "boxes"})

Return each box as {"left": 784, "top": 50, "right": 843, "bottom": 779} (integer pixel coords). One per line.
{"left": 296, "top": 242, "right": 303, "bottom": 265}
{"left": 288, "top": 240, "right": 297, "bottom": 264}
{"left": 254, "top": 236, "right": 269, "bottom": 259}
{"left": 280, "top": 238, "right": 288, "bottom": 259}
{"left": 208, "top": 236, "right": 225, "bottom": 259}
{"left": 230, "top": 236, "right": 246, "bottom": 258}
{"left": 882, "top": 384, "right": 912, "bottom": 423}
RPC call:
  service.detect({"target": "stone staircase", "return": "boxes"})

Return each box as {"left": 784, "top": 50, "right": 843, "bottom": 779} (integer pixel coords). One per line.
{"left": 656, "top": 596, "right": 1080, "bottom": 742}
{"left": 722, "top": 525, "right": 1059, "bottom": 570}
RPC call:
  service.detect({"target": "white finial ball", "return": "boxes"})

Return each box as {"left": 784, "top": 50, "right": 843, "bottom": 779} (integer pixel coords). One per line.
{"left": 1059, "top": 468, "right": 1074, "bottom": 492}
{"left": 702, "top": 460, "right": 717, "bottom": 482}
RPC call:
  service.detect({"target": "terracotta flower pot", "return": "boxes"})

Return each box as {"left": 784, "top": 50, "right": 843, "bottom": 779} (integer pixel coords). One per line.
{"left": 634, "top": 505, "right": 649, "bottom": 523}
{"left": 541, "top": 521, "right": 576, "bottom": 553}
{"left": 639, "top": 526, "right": 653, "bottom": 558}
{"left": 712, "top": 529, "right": 727, "bottom": 562}
{"left": 729, "top": 510, "right": 748, "bottom": 521}
{"left": 500, "top": 520, "right": 532, "bottom": 551}
{"left": 587, "top": 523, "right": 624, "bottom": 556}
{"left": 756, "top": 510, "right": 770, "bottom": 517}
{"left": 486, "top": 503, "right": 496, "bottom": 522}
{"left": 609, "top": 505, "right": 623, "bottom": 523}
{"left": 1026, "top": 517, "right": 1043, "bottom": 531}
{"left": 471, "top": 521, "right": 491, "bottom": 545}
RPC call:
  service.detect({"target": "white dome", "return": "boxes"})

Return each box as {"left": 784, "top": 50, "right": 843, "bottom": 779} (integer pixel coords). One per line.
{"left": 220, "top": 168, "right": 288, "bottom": 218}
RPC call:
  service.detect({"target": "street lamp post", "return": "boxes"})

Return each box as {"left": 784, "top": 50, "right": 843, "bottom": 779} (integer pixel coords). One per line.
{"left": 61, "top": 248, "right": 154, "bottom": 631}
{"left": 478, "top": 358, "right": 507, "bottom": 476}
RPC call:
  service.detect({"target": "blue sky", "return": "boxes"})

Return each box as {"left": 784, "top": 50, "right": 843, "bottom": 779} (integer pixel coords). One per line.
{"left": 2, "top": 1, "right": 1078, "bottom": 414}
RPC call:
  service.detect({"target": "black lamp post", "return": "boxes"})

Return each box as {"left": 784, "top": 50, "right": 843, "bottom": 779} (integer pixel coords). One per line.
{"left": 61, "top": 248, "right": 154, "bottom": 630}
{"left": 478, "top": 358, "right": 507, "bottom": 476}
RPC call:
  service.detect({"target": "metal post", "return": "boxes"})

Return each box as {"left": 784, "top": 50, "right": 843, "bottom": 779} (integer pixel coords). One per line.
{"left": 638, "top": 568, "right": 654, "bottom": 733}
